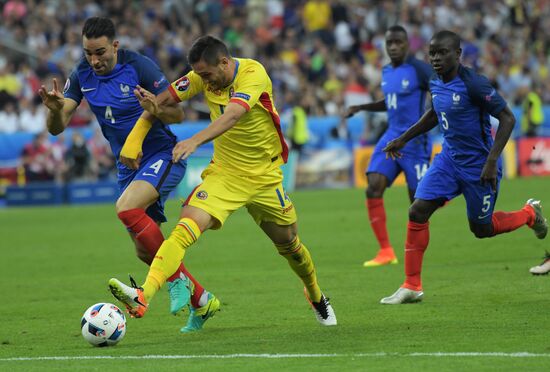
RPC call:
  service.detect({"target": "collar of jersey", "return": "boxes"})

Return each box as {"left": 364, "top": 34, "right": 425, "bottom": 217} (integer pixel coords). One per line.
{"left": 92, "top": 63, "right": 124, "bottom": 80}
{"left": 230, "top": 59, "right": 240, "bottom": 84}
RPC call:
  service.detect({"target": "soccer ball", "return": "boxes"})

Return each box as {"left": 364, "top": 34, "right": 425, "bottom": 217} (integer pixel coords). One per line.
{"left": 81, "top": 303, "right": 126, "bottom": 347}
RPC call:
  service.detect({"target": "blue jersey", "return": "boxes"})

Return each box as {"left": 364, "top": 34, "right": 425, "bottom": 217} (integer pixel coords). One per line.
{"left": 430, "top": 65, "right": 506, "bottom": 167}
{"left": 381, "top": 56, "right": 433, "bottom": 155}
{"left": 63, "top": 49, "right": 176, "bottom": 170}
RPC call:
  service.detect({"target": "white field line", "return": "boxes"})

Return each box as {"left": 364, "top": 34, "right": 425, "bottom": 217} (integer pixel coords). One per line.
{"left": 1, "top": 352, "right": 550, "bottom": 361}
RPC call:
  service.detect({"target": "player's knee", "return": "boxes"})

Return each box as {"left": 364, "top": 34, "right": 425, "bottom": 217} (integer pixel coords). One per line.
{"left": 366, "top": 184, "right": 384, "bottom": 199}
{"left": 408, "top": 204, "right": 428, "bottom": 223}
{"left": 470, "top": 225, "right": 493, "bottom": 239}
{"left": 275, "top": 235, "right": 301, "bottom": 256}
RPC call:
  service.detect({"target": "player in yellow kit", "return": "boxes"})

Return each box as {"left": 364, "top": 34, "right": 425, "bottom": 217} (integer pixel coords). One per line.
{"left": 108, "top": 35, "right": 337, "bottom": 328}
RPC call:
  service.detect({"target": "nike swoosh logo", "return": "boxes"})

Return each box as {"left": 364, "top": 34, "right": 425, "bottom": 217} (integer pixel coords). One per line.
{"left": 81, "top": 87, "right": 96, "bottom": 92}
{"left": 142, "top": 173, "right": 157, "bottom": 177}
{"left": 133, "top": 296, "right": 146, "bottom": 307}
{"left": 478, "top": 214, "right": 491, "bottom": 219}
{"left": 201, "top": 302, "right": 212, "bottom": 320}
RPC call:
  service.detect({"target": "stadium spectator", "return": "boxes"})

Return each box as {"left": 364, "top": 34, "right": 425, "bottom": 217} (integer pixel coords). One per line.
{"left": 0, "top": 101, "right": 19, "bottom": 133}
{"left": 286, "top": 94, "right": 310, "bottom": 157}
{"left": 21, "top": 131, "right": 54, "bottom": 182}
{"left": 519, "top": 84, "right": 545, "bottom": 137}
{"left": 64, "top": 131, "right": 92, "bottom": 182}
{"left": 19, "top": 98, "right": 46, "bottom": 134}
{"left": 87, "top": 127, "right": 116, "bottom": 180}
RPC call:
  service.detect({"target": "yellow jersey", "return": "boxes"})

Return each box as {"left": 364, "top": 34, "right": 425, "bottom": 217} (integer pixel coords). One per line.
{"left": 168, "top": 58, "right": 288, "bottom": 176}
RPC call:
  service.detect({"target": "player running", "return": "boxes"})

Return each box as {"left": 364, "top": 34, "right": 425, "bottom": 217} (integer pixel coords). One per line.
{"left": 108, "top": 35, "right": 337, "bottom": 327}
{"left": 345, "top": 25, "right": 433, "bottom": 268}
{"left": 38, "top": 17, "right": 218, "bottom": 331}
{"left": 381, "top": 30, "right": 548, "bottom": 304}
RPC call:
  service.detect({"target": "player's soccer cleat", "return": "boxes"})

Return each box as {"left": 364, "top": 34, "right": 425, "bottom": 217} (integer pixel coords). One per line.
{"left": 363, "top": 249, "right": 398, "bottom": 267}
{"left": 526, "top": 199, "right": 548, "bottom": 239}
{"left": 304, "top": 288, "right": 337, "bottom": 326}
{"left": 380, "top": 287, "right": 424, "bottom": 305}
{"left": 167, "top": 275, "right": 192, "bottom": 315}
{"left": 530, "top": 251, "right": 550, "bottom": 275}
{"left": 180, "top": 293, "right": 220, "bottom": 333}
{"left": 108, "top": 276, "right": 148, "bottom": 318}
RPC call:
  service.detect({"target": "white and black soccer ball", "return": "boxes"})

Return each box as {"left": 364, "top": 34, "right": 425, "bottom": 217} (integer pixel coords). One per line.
{"left": 81, "top": 303, "right": 126, "bottom": 347}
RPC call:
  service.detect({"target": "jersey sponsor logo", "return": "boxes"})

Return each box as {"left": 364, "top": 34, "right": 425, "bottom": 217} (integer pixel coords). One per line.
{"left": 233, "top": 92, "right": 251, "bottom": 101}
{"left": 196, "top": 190, "right": 208, "bottom": 200}
{"left": 282, "top": 204, "right": 294, "bottom": 214}
{"left": 175, "top": 76, "right": 190, "bottom": 92}
{"left": 63, "top": 79, "right": 71, "bottom": 93}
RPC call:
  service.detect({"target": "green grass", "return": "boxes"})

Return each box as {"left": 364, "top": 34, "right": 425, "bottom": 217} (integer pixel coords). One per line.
{"left": 1, "top": 177, "right": 550, "bottom": 371}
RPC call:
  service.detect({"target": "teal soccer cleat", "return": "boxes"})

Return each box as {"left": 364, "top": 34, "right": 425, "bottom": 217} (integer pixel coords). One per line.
{"left": 180, "top": 293, "right": 220, "bottom": 333}
{"left": 167, "top": 275, "right": 192, "bottom": 315}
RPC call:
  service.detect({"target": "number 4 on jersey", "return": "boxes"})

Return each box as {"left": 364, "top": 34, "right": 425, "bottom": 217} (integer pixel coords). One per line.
{"left": 105, "top": 105, "right": 116, "bottom": 124}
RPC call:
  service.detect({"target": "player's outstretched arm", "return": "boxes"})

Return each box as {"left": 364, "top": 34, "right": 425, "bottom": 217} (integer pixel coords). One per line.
{"left": 134, "top": 86, "right": 184, "bottom": 124}
{"left": 172, "top": 102, "right": 246, "bottom": 162}
{"left": 38, "top": 78, "right": 78, "bottom": 135}
{"left": 344, "top": 99, "right": 387, "bottom": 118}
{"left": 383, "top": 108, "right": 438, "bottom": 159}
{"left": 480, "top": 106, "right": 516, "bottom": 191}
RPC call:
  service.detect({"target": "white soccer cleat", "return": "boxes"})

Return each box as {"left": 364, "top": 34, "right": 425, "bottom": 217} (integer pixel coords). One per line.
{"left": 305, "top": 289, "right": 337, "bottom": 326}
{"left": 526, "top": 199, "right": 548, "bottom": 239}
{"left": 380, "top": 287, "right": 424, "bottom": 305}
{"left": 530, "top": 251, "right": 550, "bottom": 275}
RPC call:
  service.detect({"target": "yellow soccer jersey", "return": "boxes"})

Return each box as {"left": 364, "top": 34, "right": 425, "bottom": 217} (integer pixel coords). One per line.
{"left": 168, "top": 58, "right": 288, "bottom": 176}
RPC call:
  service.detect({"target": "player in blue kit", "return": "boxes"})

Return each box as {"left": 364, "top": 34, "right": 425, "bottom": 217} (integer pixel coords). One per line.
{"left": 381, "top": 30, "right": 548, "bottom": 304}
{"left": 345, "top": 26, "right": 433, "bottom": 267}
{"left": 38, "top": 17, "right": 218, "bottom": 331}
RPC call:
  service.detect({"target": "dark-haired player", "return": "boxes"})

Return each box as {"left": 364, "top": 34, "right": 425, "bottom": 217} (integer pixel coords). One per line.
{"left": 345, "top": 25, "right": 433, "bottom": 268}
{"left": 381, "top": 30, "right": 548, "bottom": 304}
{"left": 38, "top": 17, "right": 217, "bottom": 330}
{"left": 108, "top": 35, "right": 337, "bottom": 327}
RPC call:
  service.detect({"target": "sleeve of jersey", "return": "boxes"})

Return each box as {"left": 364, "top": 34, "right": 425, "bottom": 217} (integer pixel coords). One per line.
{"left": 63, "top": 69, "right": 83, "bottom": 104}
{"left": 168, "top": 72, "right": 203, "bottom": 103}
{"left": 229, "top": 67, "right": 268, "bottom": 111}
{"left": 468, "top": 75, "right": 506, "bottom": 116}
{"left": 134, "top": 54, "right": 169, "bottom": 95}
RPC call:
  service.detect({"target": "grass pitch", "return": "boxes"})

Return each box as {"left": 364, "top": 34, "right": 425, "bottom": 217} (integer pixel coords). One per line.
{"left": 1, "top": 177, "right": 550, "bottom": 371}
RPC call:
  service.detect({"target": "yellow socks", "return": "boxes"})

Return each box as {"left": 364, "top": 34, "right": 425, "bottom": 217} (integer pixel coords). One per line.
{"left": 276, "top": 236, "right": 322, "bottom": 302}
{"left": 142, "top": 218, "right": 201, "bottom": 302}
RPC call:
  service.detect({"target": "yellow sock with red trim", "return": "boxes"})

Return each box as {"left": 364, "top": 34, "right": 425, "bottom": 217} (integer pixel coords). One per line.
{"left": 142, "top": 218, "right": 201, "bottom": 302}
{"left": 276, "top": 236, "right": 322, "bottom": 302}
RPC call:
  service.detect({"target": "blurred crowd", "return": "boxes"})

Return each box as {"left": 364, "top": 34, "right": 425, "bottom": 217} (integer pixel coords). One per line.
{"left": 0, "top": 0, "right": 549, "bottom": 135}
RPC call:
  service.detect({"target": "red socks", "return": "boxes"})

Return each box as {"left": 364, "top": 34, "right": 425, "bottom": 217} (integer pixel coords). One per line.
{"left": 491, "top": 206, "right": 534, "bottom": 235}
{"left": 367, "top": 198, "right": 392, "bottom": 251}
{"left": 117, "top": 208, "right": 205, "bottom": 305}
{"left": 403, "top": 221, "right": 429, "bottom": 291}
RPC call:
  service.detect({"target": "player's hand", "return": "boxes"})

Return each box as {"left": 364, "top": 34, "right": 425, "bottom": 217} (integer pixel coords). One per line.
{"left": 344, "top": 105, "right": 361, "bottom": 118}
{"left": 383, "top": 138, "right": 406, "bottom": 160}
{"left": 119, "top": 152, "right": 143, "bottom": 170}
{"left": 134, "top": 85, "right": 159, "bottom": 116}
{"left": 480, "top": 159, "right": 498, "bottom": 192}
{"left": 173, "top": 138, "right": 199, "bottom": 162}
{"left": 38, "top": 78, "right": 64, "bottom": 112}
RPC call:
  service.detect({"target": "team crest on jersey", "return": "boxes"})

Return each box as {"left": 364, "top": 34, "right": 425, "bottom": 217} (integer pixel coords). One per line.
{"left": 196, "top": 190, "right": 208, "bottom": 200}
{"left": 120, "top": 84, "right": 130, "bottom": 97}
{"left": 63, "top": 79, "right": 70, "bottom": 94}
{"left": 452, "top": 93, "right": 461, "bottom": 104}
{"left": 175, "top": 77, "right": 190, "bottom": 92}
{"left": 401, "top": 78, "right": 409, "bottom": 90}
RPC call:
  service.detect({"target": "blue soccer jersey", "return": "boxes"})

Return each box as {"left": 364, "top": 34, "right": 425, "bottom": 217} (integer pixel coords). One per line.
{"left": 63, "top": 49, "right": 176, "bottom": 168}
{"left": 381, "top": 56, "right": 433, "bottom": 155}
{"left": 430, "top": 65, "right": 506, "bottom": 167}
